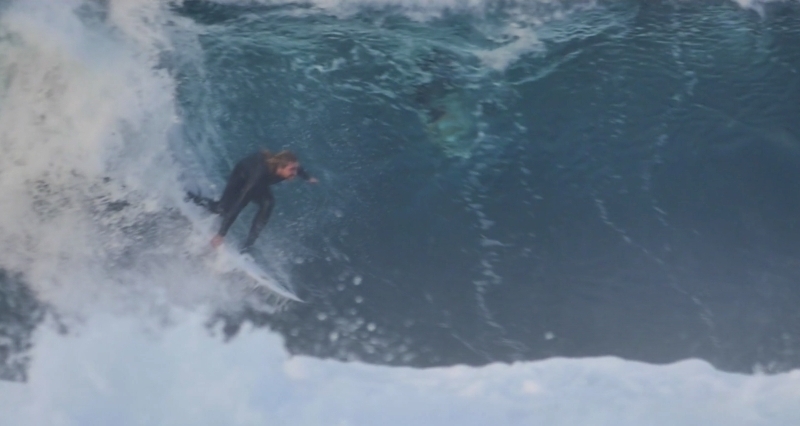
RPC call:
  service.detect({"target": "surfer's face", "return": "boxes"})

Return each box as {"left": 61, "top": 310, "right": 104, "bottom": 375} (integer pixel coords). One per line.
{"left": 277, "top": 162, "right": 299, "bottom": 179}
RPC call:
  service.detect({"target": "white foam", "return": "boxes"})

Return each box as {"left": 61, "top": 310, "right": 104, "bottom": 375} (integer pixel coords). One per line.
{"left": 0, "top": 311, "right": 798, "bottom": 426}
{"left": 732, "top": 0, "right": 780, "bottom": 14}
{"left": 473, "top": 22, "right": 543, "bottom": 71}
{"left": 0, "top": 0, "right": 263, "bottom": 318}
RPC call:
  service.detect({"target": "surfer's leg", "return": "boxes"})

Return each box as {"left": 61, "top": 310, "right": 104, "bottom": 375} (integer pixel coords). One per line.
{"left": 186, "top": 191, "right": 220, "bottom": 213}
{"left": 241, "top": 192, "right": 274, "bottom": 251}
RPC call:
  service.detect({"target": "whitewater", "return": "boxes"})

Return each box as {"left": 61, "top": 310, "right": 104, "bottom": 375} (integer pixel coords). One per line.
{"left": 0, "top": 0, "right": 799, "bottom": 424}
{"left": 1, "top": 311, "right": 798, "bottom": 426}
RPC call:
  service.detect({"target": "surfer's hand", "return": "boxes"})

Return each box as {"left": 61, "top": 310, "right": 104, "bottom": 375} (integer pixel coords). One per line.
{"left": 211, "top": 234, "right": 224, "bottom": 248}
{"left": 308, "top": 177, "right": 318, "bottom": 184}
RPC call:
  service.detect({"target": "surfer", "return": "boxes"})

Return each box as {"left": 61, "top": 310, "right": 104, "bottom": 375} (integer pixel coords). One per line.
{"left": 187, "top": 150, "right": 317, "bottom": 251}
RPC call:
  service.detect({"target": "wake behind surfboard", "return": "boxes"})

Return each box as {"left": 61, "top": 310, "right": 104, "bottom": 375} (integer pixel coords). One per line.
{"left": 209, "top": 244, "right": 303, "bottom": 303}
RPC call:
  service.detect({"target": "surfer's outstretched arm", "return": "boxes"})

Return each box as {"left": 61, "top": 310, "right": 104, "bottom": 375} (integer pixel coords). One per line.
{"left": 241, "top": 192, "right": 274, "bottom": 251}
{"left": 217, "top": 160, "right": 256, "bottom": 213}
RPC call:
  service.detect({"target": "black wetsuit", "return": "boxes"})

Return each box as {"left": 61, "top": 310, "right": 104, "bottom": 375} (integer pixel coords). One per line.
{"left": 188, "top": 151, "right": 311, "bottom": 250}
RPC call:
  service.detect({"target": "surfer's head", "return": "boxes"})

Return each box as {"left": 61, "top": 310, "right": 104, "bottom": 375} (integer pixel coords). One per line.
{"left": 265, "top": 150, "right": 301, "bottom": 179}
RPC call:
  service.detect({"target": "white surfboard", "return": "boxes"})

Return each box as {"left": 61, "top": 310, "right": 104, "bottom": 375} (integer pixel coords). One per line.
{"left": 211, "top": 244, "right": 303, "bottom": 303}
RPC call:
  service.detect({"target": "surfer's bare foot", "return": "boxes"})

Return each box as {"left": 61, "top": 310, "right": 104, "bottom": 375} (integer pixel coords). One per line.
{"left": 211, "top": 234, "right": 224, "bottom": 248}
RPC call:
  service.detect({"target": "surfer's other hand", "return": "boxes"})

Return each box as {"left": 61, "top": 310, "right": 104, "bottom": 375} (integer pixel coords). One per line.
{"left": 211, "top": 234, "right": 224, "bottom": 248}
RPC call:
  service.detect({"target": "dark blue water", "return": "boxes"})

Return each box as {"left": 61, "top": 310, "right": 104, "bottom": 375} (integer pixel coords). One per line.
{"left": 170, "top": 0, "right": 800, "bottom": 373}
{"left": 2, "top": 0, "right": 800, "bottom": 380}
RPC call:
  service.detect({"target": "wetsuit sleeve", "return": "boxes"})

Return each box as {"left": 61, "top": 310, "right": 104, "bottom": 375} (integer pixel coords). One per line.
{"left": 241, "top": 192, "right": 274, "bottom": 250}
{"left": 217, "top": 201, "right": 244, "bottom": 237}
{"left": 297, "top": 166, "right": 312, "bottom": 180}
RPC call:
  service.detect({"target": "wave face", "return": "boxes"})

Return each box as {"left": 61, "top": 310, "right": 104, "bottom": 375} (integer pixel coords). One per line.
{"left": 1, "top": 0, "right": 799, "bottom": 384}
{"left": 172, "top": 0, "right": 800, "bottom": 373}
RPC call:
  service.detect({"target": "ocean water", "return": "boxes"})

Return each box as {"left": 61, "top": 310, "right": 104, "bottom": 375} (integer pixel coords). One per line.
{"left": 1, "top": 0, "right": 799, "bottom": 424}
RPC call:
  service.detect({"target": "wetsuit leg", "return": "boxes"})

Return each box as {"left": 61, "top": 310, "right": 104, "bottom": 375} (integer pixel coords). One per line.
{"left": 186, "top": 191, "right": 219, "bottom": 212}
{"left": 241, "top": 191, "right": 274, "bottom": 251}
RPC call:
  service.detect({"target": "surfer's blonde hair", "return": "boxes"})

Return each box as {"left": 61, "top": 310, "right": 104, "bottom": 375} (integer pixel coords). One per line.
{"left": 263, "top": 150, "right": 299, "bottom": 172}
